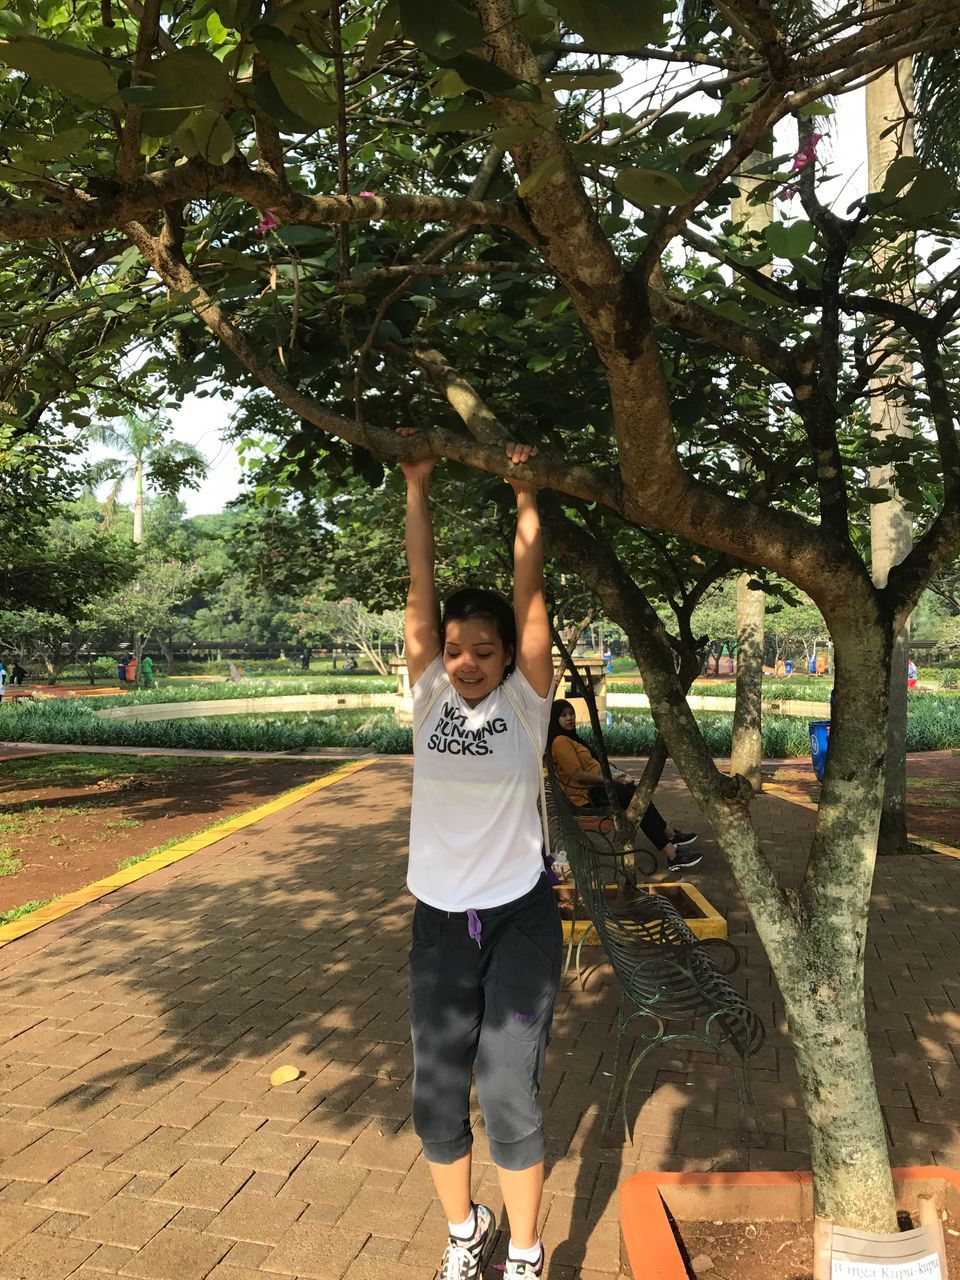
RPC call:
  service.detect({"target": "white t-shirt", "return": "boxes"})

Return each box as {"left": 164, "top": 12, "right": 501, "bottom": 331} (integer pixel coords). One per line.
{"left": 407, "top": 655, "right": 551, "bottom": 911}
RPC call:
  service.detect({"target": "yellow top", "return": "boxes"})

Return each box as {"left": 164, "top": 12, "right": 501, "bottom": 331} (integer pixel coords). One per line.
{"left": 550, "top": 735, "right": 601, "bottom": 807}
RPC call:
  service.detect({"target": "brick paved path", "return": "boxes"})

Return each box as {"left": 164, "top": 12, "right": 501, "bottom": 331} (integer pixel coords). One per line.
{"left": 0, "top": 758, "right": 958, "bottom": 1279}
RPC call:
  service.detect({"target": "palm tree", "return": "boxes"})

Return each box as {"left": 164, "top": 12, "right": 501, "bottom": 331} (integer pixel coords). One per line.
{"left": 88, "top": 414, "right": 206, "bottom": 544}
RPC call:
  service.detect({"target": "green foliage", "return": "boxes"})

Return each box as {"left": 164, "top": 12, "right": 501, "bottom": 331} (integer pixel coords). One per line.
{"left": 0, "top": 898, "right": 53, "bottom": 924}
{"left": 0, "top": 700, "right": 414, "bottom": 753}
{"left": 82, "top": 675, "right": 394, "bottom": 706}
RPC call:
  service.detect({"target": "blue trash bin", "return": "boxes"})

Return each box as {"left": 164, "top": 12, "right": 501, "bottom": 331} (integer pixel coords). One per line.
{"left": 809, "top": 720, "right": 830, "bottom": 781}
{"left": 784, "top": 660, "right": 793, "bottom": 676}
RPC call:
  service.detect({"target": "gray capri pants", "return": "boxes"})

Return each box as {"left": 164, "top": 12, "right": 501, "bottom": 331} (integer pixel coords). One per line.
{"left": 409, "top": 873, "right": 563, "bottom": 1171}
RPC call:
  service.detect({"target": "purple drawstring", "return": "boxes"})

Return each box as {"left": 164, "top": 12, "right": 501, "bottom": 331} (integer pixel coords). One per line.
{"left": 466, "top": 909, "right": 482, "bottom": 947}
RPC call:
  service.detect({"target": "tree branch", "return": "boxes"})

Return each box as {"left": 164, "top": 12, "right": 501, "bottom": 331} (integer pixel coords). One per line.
{"left": 0, "top": 157, "right": 529, "bottom": 243}
{"left": 407, "top": 348, "right": 511, "bottom": 446}
{"left": 118, "top": 0, "right": 160, "bottom": 183}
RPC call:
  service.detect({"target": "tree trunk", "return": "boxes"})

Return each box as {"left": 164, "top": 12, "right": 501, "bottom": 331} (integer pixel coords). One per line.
{"left": 727, "top": 155, "right": 771, "bottom": 792}
{"left": 540, "top": 508, "right": 898, "bottom": 1229}
{"left": 866, "top": 52, "right": 914, "bottom": 855}
{"left": 133, "top": 457, "right": 144, "bottom": 545}
{"left": 158, "top": 636, "right": 175, "bottom": 673}
{"left": 729, "top": 573, "right": 765, "bottom": 791}
{"left": 778, "top": 945, "right": 895, "bottom": 1227}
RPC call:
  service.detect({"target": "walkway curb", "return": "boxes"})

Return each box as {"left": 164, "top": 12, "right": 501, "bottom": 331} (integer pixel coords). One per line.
{"left": 764, "top": 782, "right": 960, "bottom": 861}
{"left": 0, "top": 757, "right": 377, "bottom": 949}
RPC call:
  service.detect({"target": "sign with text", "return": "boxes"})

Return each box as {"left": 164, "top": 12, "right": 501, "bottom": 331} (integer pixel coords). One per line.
{"left": 832, "top": 1256, "right": 941, "bottom": 1280}
{"left": 818, "top": 1217, "right": 948, "bottom": 1280}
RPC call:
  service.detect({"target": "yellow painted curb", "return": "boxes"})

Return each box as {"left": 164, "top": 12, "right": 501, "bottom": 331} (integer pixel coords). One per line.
{"left": 764, "top": 782, "right": 960, "bottom": 861}
{"left": 0, "top": 757, "right": 377, "bottom": 949}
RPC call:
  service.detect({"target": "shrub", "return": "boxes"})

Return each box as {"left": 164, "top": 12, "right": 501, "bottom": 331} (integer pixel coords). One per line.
{"left": 82, "top": 675, "right": 395, "bottom": 708}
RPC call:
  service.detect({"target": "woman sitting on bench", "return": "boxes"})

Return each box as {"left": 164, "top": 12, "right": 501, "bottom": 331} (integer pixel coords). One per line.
{"left": 548, "top": 700, "right": 702, "bottom": 872}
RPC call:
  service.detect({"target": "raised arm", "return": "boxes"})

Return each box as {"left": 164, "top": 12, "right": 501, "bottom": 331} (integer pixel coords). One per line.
{"left": 507, "top": 444, "right": 553, "bottom": 698}
{"left": 401, "top": 455, "right": 441, "bottom": 687}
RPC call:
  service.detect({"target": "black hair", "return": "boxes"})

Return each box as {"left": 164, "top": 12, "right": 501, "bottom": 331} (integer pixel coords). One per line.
{"left": 547, "top": 699, "right": 594, "bottom": 754}
{"left": 441, "top": 588, "right": 517, "bottom": 677}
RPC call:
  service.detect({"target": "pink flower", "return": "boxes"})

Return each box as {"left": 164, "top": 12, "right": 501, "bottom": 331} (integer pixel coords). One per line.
{"left": 255, "top": 210, "right": 279, "bottom": 235}
{"left": 358, "top": 190, "right": 376, "bottom": 198}
{"left": 787, "top": 133, "right": 824, "bottom": 175}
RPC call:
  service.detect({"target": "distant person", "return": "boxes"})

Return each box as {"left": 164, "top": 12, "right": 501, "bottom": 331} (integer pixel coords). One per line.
{"left": 9, "top": 662, "right": 26, "bottom": 686}
{"left": 548, "top": 700, "right": 701, "bottom": 872}
{"left": 141, "top": 655, "right": 154, "bottom": 688}
{"left": 0, "top": 662, "right": 6, "bottom": 701}
{"left": 907, "top": 659, "right": 918, "bottom": 691}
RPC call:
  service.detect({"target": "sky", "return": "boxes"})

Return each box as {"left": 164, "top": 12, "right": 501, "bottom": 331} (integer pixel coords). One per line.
{"left": 92, "top": 81, "right": 870, "bottom": 520}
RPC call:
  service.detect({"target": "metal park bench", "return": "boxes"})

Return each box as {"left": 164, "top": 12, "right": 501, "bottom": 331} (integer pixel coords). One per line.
{"left": 546, "top": 775, "right": 765, "bottom": 1139}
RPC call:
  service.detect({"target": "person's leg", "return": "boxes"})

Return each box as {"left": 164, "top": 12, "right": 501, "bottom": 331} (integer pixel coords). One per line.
{"left": 638, "top": 801, "right": 670, "bottom": 851}
{"left": 497, "top": 1162, "right": 544, "bottom": 1250}
{"left": 476, "top": 881, "right": 562, "bottom": 1266}
{"left": 409, "top": 904, "right": 484, "bottom": 1228}
{"left": 428, "top": 1151, "right": 473, "bottom": 1225}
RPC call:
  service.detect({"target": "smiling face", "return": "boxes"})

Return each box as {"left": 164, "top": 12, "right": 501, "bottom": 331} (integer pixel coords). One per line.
{"left": 558, "top": 705, "right": 576, "bottom": 733}
{"left": 443, "top": 617, "right": 513, "bottom": 706}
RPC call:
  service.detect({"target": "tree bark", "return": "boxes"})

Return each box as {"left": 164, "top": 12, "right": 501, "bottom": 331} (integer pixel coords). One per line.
{"left": 729, "top": 573, "right": 765, "bottom": 791}
{"left": 133, "top": 457, "right": 144, "bottom": 545}
{"left": 542, "top": 506, "right": 898, "bottom": 1229}
{"left": 866, "top": 50, "right": 915, "bottom": 854}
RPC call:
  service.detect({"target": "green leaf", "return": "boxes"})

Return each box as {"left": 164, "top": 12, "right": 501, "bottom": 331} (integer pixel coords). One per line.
{"left": 424, "top": 104, "right": 494, "bottom": 133}
{"left": 154, "top": 48, "right": 232, "bottom": 108}
{"left": 882, "top": 155, "right": 918, "bottom": 198}
{"left": 0, "top": 37, "right": 121, "bottom": 109}
{"left": 800, "top": 101, "right": 834, "bottom": 117}
{"left": 12, "top": 127, "right": 89, "bottom": 161}
{"left": 251, "top": 71, "right": 314, "bottom": 132}
{"left": 251, "top": 23, "right": 324, "bottom": 81}
{"left": 491, "top": 124, "right": 544, "bottom": 146}
{"left": 262, "top": 0, "right": 333, "bottom": 36}
{"left": 173, "top": 108, "right": 235, "bottom": 163}
{"left": 862, "top": 487, "right": 894, "bottom": 504}
{"left": 517, "top": 152, "right": 564, "bottom": 197}
{"left": 615, "top": 167, "right": 692, "bottom": 206}
{"left": 900, "top": 167, "right": 956, "bottom": 218}
{"left": 270, "top": 64, "right": 337, "bottom": 126}
{"left": 444, "top": 52, "right": 540, "bottom": 101}
{"left": 547, "top": 70, "right": 622, "bottom": 91}
{"left": 434, "top": 67, "right": 468, "bottom": 98}
{"left": 397, "top": 0, "right": 483, "bottom": 62}
{"left": 546, "top": 0, "right": 665, "bottom": 51}
{"left": 362, "top": 0, "right": 398, "bottom": 69}
{"left": 764, "top": 219, "right": 814, "bottom": 259}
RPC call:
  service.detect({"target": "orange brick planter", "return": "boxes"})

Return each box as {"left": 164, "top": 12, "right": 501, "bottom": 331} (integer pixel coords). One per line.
{"left": 619, "top": 1166, "right": 960, "bottom": 1279}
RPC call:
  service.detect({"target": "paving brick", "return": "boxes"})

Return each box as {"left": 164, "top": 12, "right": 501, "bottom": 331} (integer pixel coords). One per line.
{"left": 0, "top": 1118, "right": 46, "bottom": 1160}
{"left": 0, "top": 1203, "right": 52, "bottom": 1251}
{"left": 0, "top": 1131, "right": 88, "bottom": 1183}
{"left": 178, "top": 1109, "right": 263, "bottom": 1150}
{"left": 205, "top": 1190, "right": 308, "bottom": 1244}
{"left": 279, "top": 1157, "right": 366, "bottom": 1211}
{"left": 151, "top": 1160, "right": 252, "bottom": 1211}
{"left": 108, "top": 1128, "right": 192, "bottom": 1177}
{"left": 75, "top": 1243, "right": 138, "bottom": 1274}
{"left": 117, "top": 1225, "right": 231, "bottom": 1279}
{"left": 72, "top": 1196, "right": 179, "bottom": 1249}
{"left": 261, "top": 1222, "right": 369, "bottom": 1278}
{"left": 0, "top": 1231, "right": 98, "bottom": 1280}
{"left": 81, "top": 1115, "right": 161, "bottom": 1156}
{"left": 223, "top": 1130, "right": 315, "bottom": 1175}
{"left": 36, "top": 1208, "right": 88, "bottom": 1236}
{"left": 29, "top": 1165, "right": 132, "bottom": 1214}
